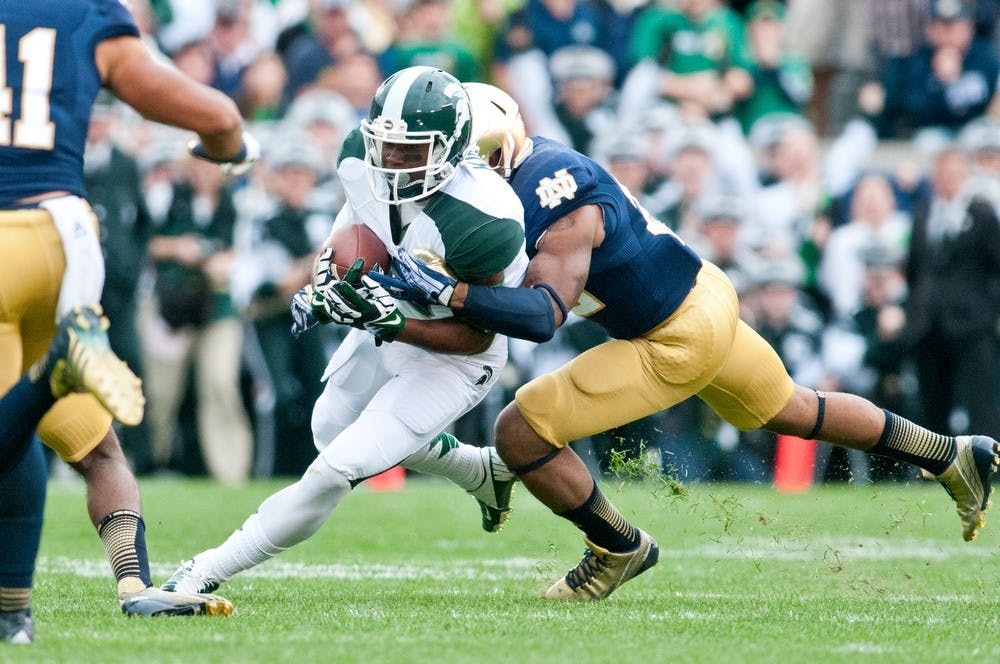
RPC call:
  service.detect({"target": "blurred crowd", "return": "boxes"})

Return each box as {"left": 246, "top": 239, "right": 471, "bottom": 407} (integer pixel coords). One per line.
{"left": 83, "top": 0, "right": 1000, "bottom": 485}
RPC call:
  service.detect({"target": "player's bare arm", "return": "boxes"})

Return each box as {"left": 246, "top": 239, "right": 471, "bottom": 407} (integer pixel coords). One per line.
{"left": 520, "top": 204, "right": 603, "bottom": 326}
{"left": 95, "top": 35, "right": 244, "bottom": 160}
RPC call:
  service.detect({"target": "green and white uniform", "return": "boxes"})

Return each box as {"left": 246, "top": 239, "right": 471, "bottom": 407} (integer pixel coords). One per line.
{"left": 311, "top": 128, "right": 526, "bottom": 482}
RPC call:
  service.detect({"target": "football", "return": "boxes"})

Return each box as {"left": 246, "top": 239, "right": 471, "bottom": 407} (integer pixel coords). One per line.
{"left": 322, "top": 224, "right": 391, "bottom": 280}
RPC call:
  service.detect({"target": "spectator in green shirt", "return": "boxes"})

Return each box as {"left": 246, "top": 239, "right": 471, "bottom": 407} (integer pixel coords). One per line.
{"left": 736, "top": 1, "right": 813, "bottom": 134}
{"left": 379, "top": 0, "right": 483, "bottom": 81}
{"left": 626, "top": 0, "right": 752, "bottom": 117}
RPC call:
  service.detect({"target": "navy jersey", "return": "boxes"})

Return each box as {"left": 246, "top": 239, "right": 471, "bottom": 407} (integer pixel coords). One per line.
{"left": 0, "top": 0, "right": 138, "bottom": 207}
{"left": 511, "top": 137, "right": 702, "bottom": 339}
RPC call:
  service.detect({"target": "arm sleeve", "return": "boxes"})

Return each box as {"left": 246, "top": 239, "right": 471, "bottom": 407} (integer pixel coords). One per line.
{"left": 460, "top": 283, "right": 556, "bottom": 343}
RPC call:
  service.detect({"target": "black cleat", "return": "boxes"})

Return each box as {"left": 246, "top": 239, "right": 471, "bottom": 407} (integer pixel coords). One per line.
{"left": 0, "top": 609, "right": 34, "bottom": 644}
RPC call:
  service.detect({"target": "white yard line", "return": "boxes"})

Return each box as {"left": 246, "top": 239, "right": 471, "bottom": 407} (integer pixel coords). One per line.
{"left": 37, "top": 536, "right": 994, "bottom": 583}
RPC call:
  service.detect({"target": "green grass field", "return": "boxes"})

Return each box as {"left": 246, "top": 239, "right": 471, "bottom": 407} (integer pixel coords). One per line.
{"left": 14, "top": 476, "right": 1000, "bottom": 663}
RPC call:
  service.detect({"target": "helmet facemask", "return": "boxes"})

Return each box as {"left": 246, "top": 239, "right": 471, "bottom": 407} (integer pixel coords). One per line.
{"left": 361, "top": 67, "right": 471, "bottom": 204}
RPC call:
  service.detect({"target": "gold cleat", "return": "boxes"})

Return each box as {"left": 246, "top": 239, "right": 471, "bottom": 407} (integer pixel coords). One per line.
{"left": 934, "top": 436, "right": 1000, "bottom": 542}
{"left": 120, "top": 587, "right": 233, "bottom": 617}
{"left": 542, "top": 529, "right": 658, "bottom": 601}
{"left": 30, "top": 304, "right": 144, "bottom": 425}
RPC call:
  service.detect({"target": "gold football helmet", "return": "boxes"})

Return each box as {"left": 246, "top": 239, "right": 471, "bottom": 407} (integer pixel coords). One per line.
{"left": 461, "top": 82, "right": 531, "bottom": 180}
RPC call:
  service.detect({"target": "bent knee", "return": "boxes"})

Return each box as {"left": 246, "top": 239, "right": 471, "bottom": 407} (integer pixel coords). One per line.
{"left": 70, "top": 428, "right": 123, "bottom": 472}
{"left": 494, "top": 403, "right": 554, "bottom": 466}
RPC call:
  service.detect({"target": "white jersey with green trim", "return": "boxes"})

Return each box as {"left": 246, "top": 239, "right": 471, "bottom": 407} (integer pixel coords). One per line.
{"left": 331, "top": 150, "right": 527, "bottom": 362}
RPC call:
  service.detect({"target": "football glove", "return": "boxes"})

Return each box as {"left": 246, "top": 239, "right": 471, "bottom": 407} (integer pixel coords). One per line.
{"left": 314, "top": 245, "right": 338, "bottom": 291}
{"left": 290, "top": 286, "right": 321, "bottom": 338}
{"left": 314, "top": 259, "right": 405, "bottom": 343}
{"left": 368, "top": 248, "right": 456, "bottom": 306}
{"left": 188, "top": 130, "right": 260, "bottom": 177}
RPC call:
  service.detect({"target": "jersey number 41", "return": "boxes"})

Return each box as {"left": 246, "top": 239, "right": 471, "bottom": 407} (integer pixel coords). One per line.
{"left": 0, "top": 25, "right": 57, "bottom": 151}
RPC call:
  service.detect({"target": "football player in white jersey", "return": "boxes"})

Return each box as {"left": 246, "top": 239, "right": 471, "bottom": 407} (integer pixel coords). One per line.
{"left": 162, "top": 67, "right": 526, "bottom": 597}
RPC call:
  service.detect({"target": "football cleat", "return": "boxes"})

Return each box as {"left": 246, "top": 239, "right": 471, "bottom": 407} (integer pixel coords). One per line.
{"left": 29, "top": 304, "right": 144, "bottom": 426}
{"left": 0, "top": 609, "right": 34, "bottom": 644}
{"left": 120, "top": 587, "right": 232, "bottom": 617}
{"left": 542, "top": 529, "right": 659, "bottom": 601}
{"left": 934, "top": 435, "right": 1000, "bottom": 542}
{"left": 162, "top": 557, "right": 223, "bottom": 596}
{"left": 469, "top": 446, "right": 515, "bottom": 533}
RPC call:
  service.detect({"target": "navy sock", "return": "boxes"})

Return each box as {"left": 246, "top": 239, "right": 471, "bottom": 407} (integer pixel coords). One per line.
{"left": 0, "top": 441, "right": 48, "bottom": 591}
{"left": 98, "top": 510, "right": 153, "bottom": 589}
{"left": 559, "top": 481, "right": 641, "bottom": 553}
{"left": 0, "top": 376, "right": 56, "bottom": 480}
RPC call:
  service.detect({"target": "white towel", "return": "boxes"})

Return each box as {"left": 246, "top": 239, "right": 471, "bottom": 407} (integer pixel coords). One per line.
{"left": 40, "top": 195, "right": 106, "bottom": 320}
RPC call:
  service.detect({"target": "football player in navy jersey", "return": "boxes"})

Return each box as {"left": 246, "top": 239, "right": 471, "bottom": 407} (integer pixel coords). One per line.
{"left": 375, "top": 82, "right": 1000, "bottom": 602}
{"left": 0, "top": 0, "right": 257, "bottom": 639}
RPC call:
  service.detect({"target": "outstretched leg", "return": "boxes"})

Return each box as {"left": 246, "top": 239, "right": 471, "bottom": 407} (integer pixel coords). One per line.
{"left": 766, "top": 385, "right": 1000, "bottom": 541}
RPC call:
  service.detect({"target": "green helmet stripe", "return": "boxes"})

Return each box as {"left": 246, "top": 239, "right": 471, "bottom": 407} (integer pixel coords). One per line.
{"left": 381, "top": 67, "right": 425, "bottom": 120}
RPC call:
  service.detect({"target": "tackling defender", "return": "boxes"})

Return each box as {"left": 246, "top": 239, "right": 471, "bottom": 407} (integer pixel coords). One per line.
{"left": 161, "top": 67, "right": 524, "bottom": 597}
{"left": 0, "top": 0, "right": 257, "bottom": 640}
{"left": 374, "top": 82, "right": 1000, "bottom": 601}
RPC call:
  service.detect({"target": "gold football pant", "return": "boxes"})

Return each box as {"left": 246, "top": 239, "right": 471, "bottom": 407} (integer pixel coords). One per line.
{"left": 516, "top": 261, "right": 795, "bottom": 447}
{"left": 0, "top": 206, "right": 112, "bottom": 462}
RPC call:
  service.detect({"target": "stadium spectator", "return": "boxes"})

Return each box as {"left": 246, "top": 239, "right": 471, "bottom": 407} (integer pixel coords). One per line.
{"left": 379, "top": 0, "right": 483, "bottom": 80}
{"left": 595, "top": 131, "right": 654, "bottom": 198}
{"left": 959, "top": 116, "right": 1000, "bottom": 207}
{"left": 659, "top": 129, "right": 718, "bottom": 233}
{"left": 536, "top": 45, "right": 619, "bottom": 152}
{"left": 783, "top": 0, "right": 872, "bottom": 135}
{"left": 143, "top": 157, "right": 254, "bottom": 484}
{"left": 624, "top": 0, "right": 751, "bottom": 119}
{"left": 283, "top": 89, "right": 359, "bottom": 177}
{"left": 688, "top": 195, "right": 757, "bottom": 293}
{"left": 237, "top": 52, "right": 289, "bottom": 120}
{"left": 735, "top": 1, "right": 812, "bottom": 135}
{"left": 313, "top": 50, "right": 385, "bottom": 123}
{"left": 903, "top": 147, "right": 1000, "bottom": 440}
{"left": 862, "top": 0, "right": 932, "bottom": 138}
{"left": 819, "top": 173, "right": 912, "bottom": 321}
{"left": 451, "top": 0, "right": 520, "bottom": 76}
{"left": 280, "top": 0, "right": 362, "bottom": 102}
{"left": 901, "top": 0, "right": 1000, "bottom": 147}
{"left": 208, "top": 1, "right": 261, "bottom": 100}
{"left": 492, "top": 0, "right": 606, "bottom": 133}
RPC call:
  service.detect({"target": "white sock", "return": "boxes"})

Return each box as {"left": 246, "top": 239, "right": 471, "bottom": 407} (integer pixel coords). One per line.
{"left": 402, "top": 433, "right": 486, "bottom": 492}
{"left": 202, "top": 457, "right": 352, "bottom": 581}
{"left": 206, "top": 513, "right": 286, "bottom": 582}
